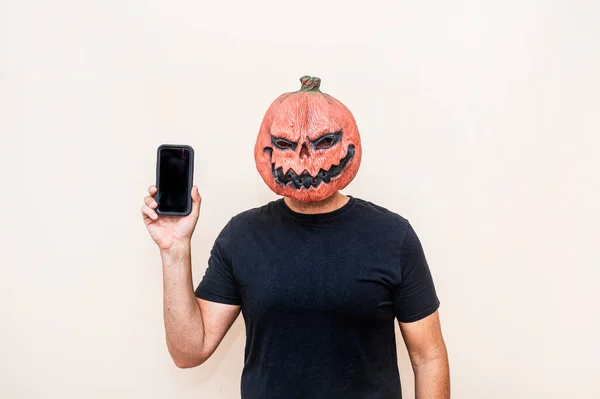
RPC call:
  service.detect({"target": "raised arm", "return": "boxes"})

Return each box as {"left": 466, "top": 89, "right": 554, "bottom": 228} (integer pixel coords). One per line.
{"left": 142, "top": 185, "right": 240, "bottom": 368}
{"left": 161, "top": 244, "right": 240, "bottom": 367}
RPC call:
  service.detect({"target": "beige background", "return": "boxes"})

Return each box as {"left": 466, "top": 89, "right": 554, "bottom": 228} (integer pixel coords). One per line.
{"left": 1, "top": 1, "right": 599, "bottom": 398}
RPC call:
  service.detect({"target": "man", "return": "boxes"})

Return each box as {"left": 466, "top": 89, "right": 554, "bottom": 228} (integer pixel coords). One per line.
{"left": 141, "top": 76, "right": 450, "bottom": 398}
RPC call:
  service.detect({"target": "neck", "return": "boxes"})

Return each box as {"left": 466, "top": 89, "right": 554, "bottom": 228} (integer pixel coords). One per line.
{"left": 284, "top": 191, "right": 349, "bottom": 214}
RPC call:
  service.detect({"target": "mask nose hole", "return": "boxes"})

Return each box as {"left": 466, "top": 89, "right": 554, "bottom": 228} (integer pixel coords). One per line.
{"left": 300, "top": 143, "right": 309, "bottom": 159}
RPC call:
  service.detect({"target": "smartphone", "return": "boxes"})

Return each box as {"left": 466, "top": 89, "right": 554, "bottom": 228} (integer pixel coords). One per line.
{"left": 155, "top": 144, "right": 194, "bottom": 216}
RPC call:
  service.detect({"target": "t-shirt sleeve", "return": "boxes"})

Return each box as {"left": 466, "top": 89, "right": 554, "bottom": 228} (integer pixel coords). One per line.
{"left": 393, "top": 222, "right": 440, "bottom": 323}
{"left": 195, "top": 221, "right": 242, "bottom": 305}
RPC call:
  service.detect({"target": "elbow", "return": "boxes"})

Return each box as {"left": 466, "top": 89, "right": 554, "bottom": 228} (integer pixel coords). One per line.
{"left": 171, "top": 353, "right": 206, "bottom": 369}
{"left": 410, "top": 343, "right": 448, "bottom": 368}
{"left": 173, "top": 357, "right": 203, "bottom": 369}
{"left": 168, "top": 345, "right": 207, "bottom": 369}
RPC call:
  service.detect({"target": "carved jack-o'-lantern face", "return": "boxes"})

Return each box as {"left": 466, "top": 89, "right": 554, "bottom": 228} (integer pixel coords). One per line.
{"left": 254, "top": 76, "right": 362, "bottom": 202}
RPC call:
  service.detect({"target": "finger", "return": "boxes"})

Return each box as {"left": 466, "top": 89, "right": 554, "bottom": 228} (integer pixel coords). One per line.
{"left": 191, "top": 185, "right": 201, "bottom": 216}
{"left": 144, "top": 195, "right": 157, "bottom": 209}
{"left": 148, "top": 185, "right": 157, "bottom": 195}
{"left": 141, "top": 204, "right": 158, "bottom": 220}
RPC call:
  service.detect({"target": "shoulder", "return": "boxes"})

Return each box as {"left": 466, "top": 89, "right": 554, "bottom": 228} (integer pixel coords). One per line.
{"left": 352, "top": 197, "right": 410, "bottom": 229}
{"left": 220, "top": 200, "right": 281, "bottom": 235}
{"left": 212, "top": 201, "right": 281, "bottom": 256}
{"left": 352, "top": 198, "right": 425, "bottom": 252}
{"left": 231, "top": 200, "right": 279, "bottom": 222}
{"left": 345, "top": 197, "right": 415, "bottom": 246}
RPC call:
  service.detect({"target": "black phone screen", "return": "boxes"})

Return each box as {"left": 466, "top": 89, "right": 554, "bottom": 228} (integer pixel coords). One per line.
{"left": 156, "top": 146, "right": 193, "bottom": 215}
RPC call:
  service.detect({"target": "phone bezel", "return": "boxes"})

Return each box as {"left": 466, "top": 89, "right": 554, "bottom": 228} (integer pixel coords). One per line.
{"left": 155, "top": 144, "right": 195, "bottom": 216}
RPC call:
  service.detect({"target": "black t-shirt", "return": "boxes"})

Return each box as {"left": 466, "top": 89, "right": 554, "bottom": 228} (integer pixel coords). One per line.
{"left": 195, "top": 197, "right": 440, "bottom": 399}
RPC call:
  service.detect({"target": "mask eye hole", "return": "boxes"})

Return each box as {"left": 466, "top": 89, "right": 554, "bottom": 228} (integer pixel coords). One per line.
{"left": 271, "top": 136, "right": 297, "bottom": 150}
{"left": 312, "top": 130, "right": 342, "bottom": 150}
{"left": 315, "top": 136, "right": 333, "bottom": 149}
{"left": 276, "top": 140, "right": 293, "bottom": 148}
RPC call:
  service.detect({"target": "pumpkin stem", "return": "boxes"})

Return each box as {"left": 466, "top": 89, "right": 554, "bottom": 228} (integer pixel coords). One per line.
{"left": 299, "top": 75, "right": 322, "bottom": 92}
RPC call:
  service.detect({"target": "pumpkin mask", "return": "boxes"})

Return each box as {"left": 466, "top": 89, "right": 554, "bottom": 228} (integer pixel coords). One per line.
{"left": 254, "top": 76, "right": 362, "bottom": 203}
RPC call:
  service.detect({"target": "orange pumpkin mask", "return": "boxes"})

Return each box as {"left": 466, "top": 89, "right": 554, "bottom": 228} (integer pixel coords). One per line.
{"left": 254, "top": 76, "right": 362, "bottom": 202}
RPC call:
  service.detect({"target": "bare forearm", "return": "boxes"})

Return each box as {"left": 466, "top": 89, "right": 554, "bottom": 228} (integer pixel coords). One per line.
{"left": 161, "top": 242, "right": 204, "bottom": 367}
{"left": 413, "top": 355, "right": 450, "bottom": 399}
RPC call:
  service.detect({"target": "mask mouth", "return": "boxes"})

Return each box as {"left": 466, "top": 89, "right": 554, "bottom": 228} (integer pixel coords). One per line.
{"left": 265, "top": 144, "right": 356, "bottom": 189}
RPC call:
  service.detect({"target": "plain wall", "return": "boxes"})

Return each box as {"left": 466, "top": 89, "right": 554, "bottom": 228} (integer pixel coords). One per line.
{"left": 1, "top": 1, "right": 599, "bottom": 398}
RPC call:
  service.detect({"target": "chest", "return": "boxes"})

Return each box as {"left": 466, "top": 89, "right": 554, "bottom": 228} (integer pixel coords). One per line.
{"left": 231, "top": 226, "right": 401, "bottom": 322}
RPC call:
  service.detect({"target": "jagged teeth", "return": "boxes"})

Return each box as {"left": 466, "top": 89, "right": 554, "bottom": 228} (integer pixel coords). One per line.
{"left": 270, "top": 144, "right": 355, "bottom": 189}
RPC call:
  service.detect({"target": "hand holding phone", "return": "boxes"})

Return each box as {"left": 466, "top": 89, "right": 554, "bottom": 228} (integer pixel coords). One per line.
{"left": 141, "top": 144, "right": 200, "bottom": 251}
